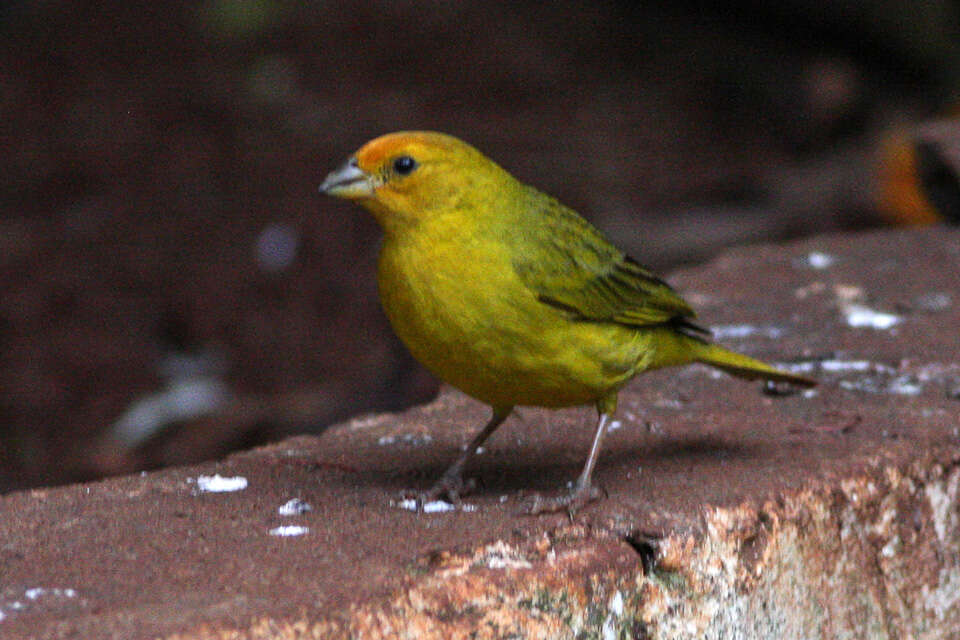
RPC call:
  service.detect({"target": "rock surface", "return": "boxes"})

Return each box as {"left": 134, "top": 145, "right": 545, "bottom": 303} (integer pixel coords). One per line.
{"left": 1, "top": 227, "right": 958, "bottom": 639}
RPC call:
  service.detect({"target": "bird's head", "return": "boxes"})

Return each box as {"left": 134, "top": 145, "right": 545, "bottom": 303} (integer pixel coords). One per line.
{"left": 319, "top": 131, "right": 509, "bottom": 231}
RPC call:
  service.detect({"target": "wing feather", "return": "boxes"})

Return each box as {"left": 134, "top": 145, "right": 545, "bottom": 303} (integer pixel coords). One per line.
{"left": 507, "top": 187, "right": 705, "bottom": 333}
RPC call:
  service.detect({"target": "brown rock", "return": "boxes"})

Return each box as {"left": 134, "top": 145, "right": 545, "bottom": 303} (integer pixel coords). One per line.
{"left": 1, "top": 227, "right": 959, "bottom": 638}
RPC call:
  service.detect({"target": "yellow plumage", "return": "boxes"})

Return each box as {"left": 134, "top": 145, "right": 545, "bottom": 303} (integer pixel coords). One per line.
{"left": 320, "top": 131, "right": 814, "bottom": 513}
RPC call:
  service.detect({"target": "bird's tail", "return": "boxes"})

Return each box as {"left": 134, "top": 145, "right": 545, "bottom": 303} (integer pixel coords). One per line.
{"left": 694, "top": 342, "right": 816, "bottom": 388}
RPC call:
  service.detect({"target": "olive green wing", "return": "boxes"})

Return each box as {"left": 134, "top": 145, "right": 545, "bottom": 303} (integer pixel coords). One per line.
{"left": 508, "top": 189, "right": 702, "bottom": 330}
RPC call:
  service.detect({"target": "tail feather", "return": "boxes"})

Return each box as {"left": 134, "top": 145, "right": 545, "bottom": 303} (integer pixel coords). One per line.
{"left": 695, "top": 343, "right": 816, "bottom": 388}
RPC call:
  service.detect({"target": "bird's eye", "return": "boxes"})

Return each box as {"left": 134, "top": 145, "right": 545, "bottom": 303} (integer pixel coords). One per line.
{"left": 392, "top": 155, "right": 418, "bottom": 175}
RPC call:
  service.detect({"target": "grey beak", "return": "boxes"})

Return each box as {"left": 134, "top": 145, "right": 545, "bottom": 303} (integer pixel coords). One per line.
{"left": 319, "top": 157, "right": 373, "bottom": 197}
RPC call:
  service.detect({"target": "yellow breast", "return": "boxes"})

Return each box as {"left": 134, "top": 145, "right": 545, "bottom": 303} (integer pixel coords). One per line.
{"left": 376, "top": 215, "right": 644, "bottom": 409}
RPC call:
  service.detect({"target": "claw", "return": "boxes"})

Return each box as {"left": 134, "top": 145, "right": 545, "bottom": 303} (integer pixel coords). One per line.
{"left": 403, "top": 471, "right": 476, "bottom": 511}
{"left": 523, "top": 481, "right": 604, "bottom": 516}
{"left": 399, "top": 408, "right": 510, "bottom": 512}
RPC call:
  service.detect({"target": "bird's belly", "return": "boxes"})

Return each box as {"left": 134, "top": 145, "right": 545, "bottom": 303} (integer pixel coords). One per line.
{"left": 378, "top": 244, "right": 645, "bottom": 408}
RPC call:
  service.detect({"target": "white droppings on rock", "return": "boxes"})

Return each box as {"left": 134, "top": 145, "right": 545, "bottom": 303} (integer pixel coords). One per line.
{"left": 394, "top": 499, "right": 476, "bottom": 513}
{"left": 268, "top": 525, "right": 309, "bottom": 537}
{"left": 0, "top": 588, "right": 78, "bottom": 623}
{"left": 821, "top": 359, "right": 886, "bottom": 373}
{"left": 843, "top": 304, "right": 901, "bottom": 329}
{"left": 839, "top": 373, "right": 926, "bottom": 396}
{"left": 710, "top": 324, "right": 785, "bottom": 340}
{"left": 887, "top": 376, "right": 923, "bottom": 395}
{"left": 377, "top": 433, "right": 433, "bottom": 447}
{"left": 277, "top": 498, "right": 312, "bottom": 516}
{"left": 784, "top": 359, "right": 912, "bottom": 396}
{"left": 785, "top": 358, "right": 876, "bottom": 373}
{"left": 422, "top": 500, "right": 460, "bottom": 513}
{"left": 195, "top": 475, "right": 248, "bottom": 493}
{"left": 24, "top": 588, "right": 76, "bottom": 600}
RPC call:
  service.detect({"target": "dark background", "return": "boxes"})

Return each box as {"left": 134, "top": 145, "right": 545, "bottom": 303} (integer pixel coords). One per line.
{"left": 2, "top": 0, "right": 958, "bottom": 491}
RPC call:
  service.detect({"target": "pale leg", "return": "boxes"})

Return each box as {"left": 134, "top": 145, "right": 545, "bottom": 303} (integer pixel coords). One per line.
{"left": 415, "top": 406, "right": 512, "bottom": 507}
{"left": 527, "top": 412, "right": 609, "bottom": 515}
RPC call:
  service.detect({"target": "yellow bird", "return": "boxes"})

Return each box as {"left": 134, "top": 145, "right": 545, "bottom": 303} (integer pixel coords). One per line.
{"left": 320, "top": 131, "right": 814, "bottom": 513}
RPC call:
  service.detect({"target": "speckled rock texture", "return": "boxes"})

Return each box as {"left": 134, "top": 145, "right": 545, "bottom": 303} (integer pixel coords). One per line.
{"left": 1, "top": 227, "right": 958, "bottom": 639}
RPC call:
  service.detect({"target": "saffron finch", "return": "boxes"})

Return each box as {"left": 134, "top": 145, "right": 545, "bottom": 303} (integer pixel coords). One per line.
{"left": 320, "top": 131, "right": 815, "bottom": 514}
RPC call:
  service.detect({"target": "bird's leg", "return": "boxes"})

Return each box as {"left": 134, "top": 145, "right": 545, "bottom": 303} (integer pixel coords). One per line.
{"left": 414, "top": 406, "right": 512, "bottom": 508}
{"left": 527, "top": 412, "right": 610, "bottom": 516}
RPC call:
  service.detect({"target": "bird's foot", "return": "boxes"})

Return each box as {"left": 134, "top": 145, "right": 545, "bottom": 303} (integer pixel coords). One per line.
{"left": 524, "top": 481, "right": 604, "bottom": 517}
{"left": 403, "top": 470, "right": 476, "bottom": 510}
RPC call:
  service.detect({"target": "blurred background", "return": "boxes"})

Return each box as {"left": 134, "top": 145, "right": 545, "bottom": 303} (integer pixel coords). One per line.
{"left": 2, "top": 0, "right": 959, "bottom": 492}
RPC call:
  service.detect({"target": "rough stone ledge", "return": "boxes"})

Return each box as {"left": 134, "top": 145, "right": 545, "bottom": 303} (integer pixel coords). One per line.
{"left": 1, "top": 227, "right": 959, "bottom": 639}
